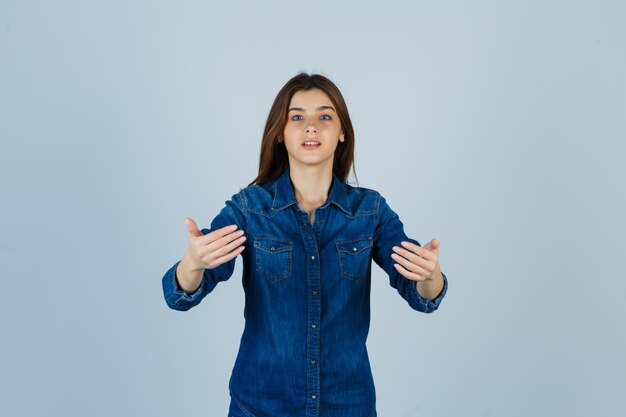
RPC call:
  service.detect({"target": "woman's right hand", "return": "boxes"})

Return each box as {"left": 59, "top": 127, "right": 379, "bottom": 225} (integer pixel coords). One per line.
{"left": 183, "top": 217, "right": 247, "bottom": 271}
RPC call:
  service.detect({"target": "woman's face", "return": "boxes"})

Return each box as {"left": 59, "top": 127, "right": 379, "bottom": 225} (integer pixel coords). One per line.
{"left": 281, "top": 88, "right": 345, "bottom": 170}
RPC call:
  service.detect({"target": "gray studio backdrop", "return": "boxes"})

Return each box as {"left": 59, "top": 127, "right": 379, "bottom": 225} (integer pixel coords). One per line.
{"left": 1, "top": 1, "right": 625, "bottom": 416}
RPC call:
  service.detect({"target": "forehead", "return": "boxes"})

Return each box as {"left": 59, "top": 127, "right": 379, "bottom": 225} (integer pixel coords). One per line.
{"left": 289, "top": 88, "right": 332, "bottom": 107}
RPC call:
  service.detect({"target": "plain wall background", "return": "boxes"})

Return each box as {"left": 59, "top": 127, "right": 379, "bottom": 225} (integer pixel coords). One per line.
{"left": 1, "top": 1, "right": 625, "bottom": 416}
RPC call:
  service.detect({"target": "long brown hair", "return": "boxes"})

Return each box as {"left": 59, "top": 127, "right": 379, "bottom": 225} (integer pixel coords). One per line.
{"left": 248, "top": 73, "right": 359, "bottom": 187}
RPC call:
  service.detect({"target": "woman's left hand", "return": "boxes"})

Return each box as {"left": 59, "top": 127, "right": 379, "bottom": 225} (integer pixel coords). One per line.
{"left": 391, "top": 238, "right": 440, "bottom": 282}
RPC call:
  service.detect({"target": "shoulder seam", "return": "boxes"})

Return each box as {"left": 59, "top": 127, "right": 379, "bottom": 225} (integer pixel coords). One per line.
{"left": 238, "top": 188, "right": 248, "bottom": 210}
{"left": 237, "top": 188, "right": 249, "bottom": 229}
{"left": 375, "top": 192, "right": 382, "bottom": 223}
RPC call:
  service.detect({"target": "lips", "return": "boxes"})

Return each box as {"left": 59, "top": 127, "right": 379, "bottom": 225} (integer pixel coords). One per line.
{"left": 302, "top": 140, "right": 321, "bottom": 150}
{"left": 302, "top": 138, "right": 321, "bottom": 145}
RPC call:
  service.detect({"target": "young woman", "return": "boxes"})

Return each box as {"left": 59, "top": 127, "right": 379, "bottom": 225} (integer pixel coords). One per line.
{"left": 162, "top": 73, "right": 448, "bottom": 417}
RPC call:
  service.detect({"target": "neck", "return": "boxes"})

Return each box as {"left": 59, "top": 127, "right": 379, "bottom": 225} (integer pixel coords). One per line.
{"left": 288, "top": 165, "right": 333, "bottom": 207}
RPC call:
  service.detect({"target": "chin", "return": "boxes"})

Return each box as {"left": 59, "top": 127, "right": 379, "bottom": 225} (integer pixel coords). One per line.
{"left": 290, "top": 154, "right": 334, "bottom": 167}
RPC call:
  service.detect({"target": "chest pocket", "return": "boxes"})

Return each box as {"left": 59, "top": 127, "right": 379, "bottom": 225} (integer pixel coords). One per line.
{"left": 254, "top": 236, "right": 294, "bottom": 283}
{"left": 335, "top": 235, "right": 373, "bottom": 283}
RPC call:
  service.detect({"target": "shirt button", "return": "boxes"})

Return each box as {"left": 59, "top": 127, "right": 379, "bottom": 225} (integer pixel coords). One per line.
{"left": 311, "top": 324, "right": 316, "bottom": 328}
{"left": 310, "top": 360, "right": 316, "bottom": 365}
{"left": 311, "top": 395, "right": 317, "bottom": 399}
{"left": 312, "top": 290, "right": 318, "bottom": 295}
{"left": 353, "top": 247, "right": 357, "bottom": 252}
{"left": 311, "top": 255, "right": 315, "bottom": 260}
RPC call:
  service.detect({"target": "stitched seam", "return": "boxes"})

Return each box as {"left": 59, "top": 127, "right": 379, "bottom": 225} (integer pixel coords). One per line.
{"left": 248, "top": 207, "right": 282, "bottom": 217}
{"left": 238, "top": 189, "right": 250, "bottom": 230}
{"left": 254, "top": 236, "right": 293, "bottom": 283}
{"left": 231, "top": 392, "right": 257, "bottom": 417}
{"left": 256, "top": 250, "right": 292, "bottom": 282}
{"left": 336, "top": 236, "right": 372, "bottom": 282}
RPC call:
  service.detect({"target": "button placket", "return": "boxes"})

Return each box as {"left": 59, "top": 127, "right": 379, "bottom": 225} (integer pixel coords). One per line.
{"left": 299, "top": 204, "right": 324, "bottom": 411}
{"left": 308, "top": 245, "right": 319, "bottom": 330}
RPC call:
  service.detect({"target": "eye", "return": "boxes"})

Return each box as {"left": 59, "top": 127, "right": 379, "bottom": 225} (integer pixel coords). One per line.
{"left": 320, "top": 114, "right": 332, "bottom": 120}
{"left": 290, "top": 115, "right": 303, "bottom": 121}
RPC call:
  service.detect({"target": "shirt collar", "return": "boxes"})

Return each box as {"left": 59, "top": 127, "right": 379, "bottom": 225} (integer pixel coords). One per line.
{"left": 271, "top": 167, "right": 351, "bottom": 215}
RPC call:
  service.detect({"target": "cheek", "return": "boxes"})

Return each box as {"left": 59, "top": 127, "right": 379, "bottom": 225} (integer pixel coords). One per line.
{"left": 282, "top": 129, "right": 296, "bottom": 145}
{"left": 282, "top": 130, "right": 302, "bottom": 153}
{"left": 283, "top": 125, "right": 297, "bottom": 140}
{"left": 325, "top": 125, "right": 341, "bottom": 138}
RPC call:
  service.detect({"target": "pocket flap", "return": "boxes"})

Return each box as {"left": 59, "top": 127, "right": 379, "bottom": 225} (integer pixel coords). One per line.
{"left": 335, "top": 236, "right": 373, "bottom": 254}
{"left": 254, "top": 236, "right": 293, "bottom": 254}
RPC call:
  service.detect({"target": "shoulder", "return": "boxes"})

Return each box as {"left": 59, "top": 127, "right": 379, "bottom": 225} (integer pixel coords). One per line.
{"left": 238, "top": 183, "right": 276, "bottom": 214}
{"left": 345, "top": 184, "right": 400, "bottom": 219}
{"left": 343, "top": 183, "right": 381, "bottom": 215}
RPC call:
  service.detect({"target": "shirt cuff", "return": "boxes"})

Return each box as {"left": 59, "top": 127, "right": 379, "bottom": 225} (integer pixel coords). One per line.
{"left": 413, "top": 271, "right": 448, "bottom": 312}
{"left": 168, "top": 260, "right": 205, "bottom": 304}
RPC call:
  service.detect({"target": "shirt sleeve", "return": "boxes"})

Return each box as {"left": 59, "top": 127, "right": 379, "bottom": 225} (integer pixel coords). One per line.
{"left": 161, "top": 189, "right": 248, "bottom": 311}
{"left": 371, "top": 193, "right": 448, "bottom": 313}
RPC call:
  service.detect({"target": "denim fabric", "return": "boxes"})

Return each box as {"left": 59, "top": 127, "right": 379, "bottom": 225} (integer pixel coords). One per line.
{"left": 162, "top": 167, "right": 448, "bottom": 417}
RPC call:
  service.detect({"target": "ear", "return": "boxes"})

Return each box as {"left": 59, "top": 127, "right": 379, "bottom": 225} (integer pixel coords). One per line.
{"left": 339, "top": 130, "right": 345, "bottom": 142}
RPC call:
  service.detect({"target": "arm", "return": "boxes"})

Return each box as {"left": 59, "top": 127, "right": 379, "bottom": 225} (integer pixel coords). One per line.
{"left": 371, "top": 193, "right": 448, "bottom": 313}
{"left": 416, "top": 264, "right": 445, "bottom": 301}
{"left": 174, "top": 251, "right": 204, "bottom": 295}
{"left": 161, "top": 190, "right": 249, "bottom": 311}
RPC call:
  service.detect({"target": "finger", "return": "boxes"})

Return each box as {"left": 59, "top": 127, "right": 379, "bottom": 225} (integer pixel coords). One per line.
{"left": 391, "top": 252, "right": 429, "bottom": 275}
{"left": 394, "top": 262, "right": 428, "bottom": 281}
{"left": 398, "top": 240, "right": 421, "bottom": 253}
{"left": 392, "top": 245, "right": 435, "bottom": 269}
{"left": 185, "top": 217, "right": 202, "bottom": 238}
{"left": 391, "top": 248, "right": 435, "bottom": 271}
{"left": 201, "top": 224, "right": 241, "bottom": 245}
{"left": 396, "top": 247, "right": 439, "bottom": 271}
{"left": 392, "top": 245, "right": 422, "bottom": 265}
{"left": 212, "top": 244, "right": 246, "bottom": 266}
{"left": 400, "top": 241, "right": 437, "bottom": 261}
{"left": 207, "top": 234, "right": 247, "bottom": 259}
{"left": 207, "top": 227, "right": 246, "bottom": 251}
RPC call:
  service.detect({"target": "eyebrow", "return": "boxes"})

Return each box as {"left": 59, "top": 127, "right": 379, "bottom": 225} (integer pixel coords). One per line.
{"left": 287, "top": 105, "right": 336, "bottom": 113}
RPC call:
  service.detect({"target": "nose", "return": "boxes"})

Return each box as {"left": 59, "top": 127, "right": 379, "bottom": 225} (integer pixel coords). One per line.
{"left": 305, "top": 123, "right": 318, "bottom": 133}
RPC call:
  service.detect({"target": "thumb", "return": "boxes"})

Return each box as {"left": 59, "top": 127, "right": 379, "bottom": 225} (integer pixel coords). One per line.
{"left": 424, "top": 238, "right": 440, "bottom": 252}
{"left": 184, "top": 217, "right": 202, "bottom": 238}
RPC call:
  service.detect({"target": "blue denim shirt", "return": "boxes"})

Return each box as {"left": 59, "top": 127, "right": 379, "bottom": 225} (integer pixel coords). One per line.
{"left": 162, "top": 168, "right": 448, "bottom": 417}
